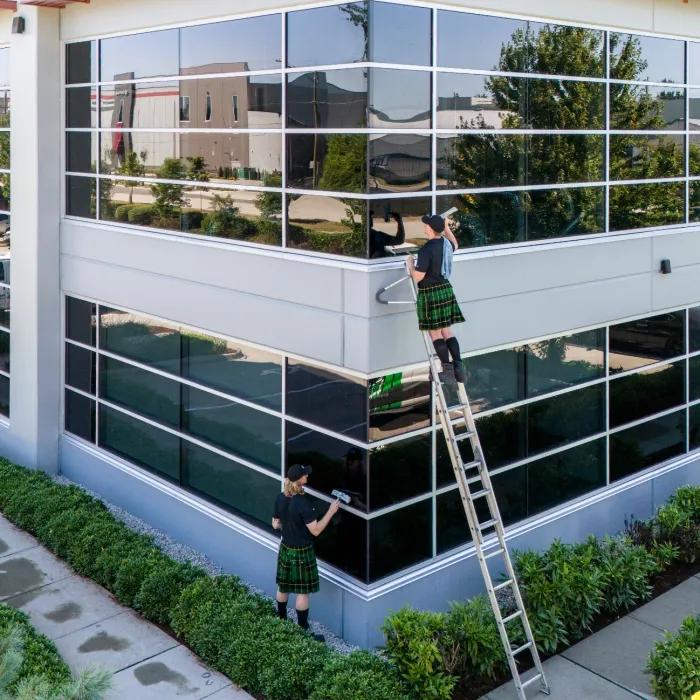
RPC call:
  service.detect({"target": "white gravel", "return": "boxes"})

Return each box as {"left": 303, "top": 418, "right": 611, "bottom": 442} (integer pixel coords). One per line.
{"left": 52, "top": 475, "right": 361, "bottom": 655}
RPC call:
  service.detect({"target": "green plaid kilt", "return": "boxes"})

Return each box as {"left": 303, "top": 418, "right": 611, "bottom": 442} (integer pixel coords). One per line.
{"left": 417, "top": 282, "right": 465, "bottom": 331}
{"left": 276, "top": 542, "right": 320, "bottom": 594}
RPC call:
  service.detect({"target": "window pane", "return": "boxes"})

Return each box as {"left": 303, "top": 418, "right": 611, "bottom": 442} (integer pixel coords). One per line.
{"left": 0, "top": 330, "right": 8, "bottom": 374}
{"left": 286, "top": 360, "right": 367, "bottom": 441}
{"left": 182, "top": 385, "right": 281, "bottom": 474}
{"left": 610, "top": 84, "right": 685, "bottom": 130}
{"left": 65, "top": 389, "right": 94, "bottom": 442}
{"left": 0, "top": 373, "right": 8, "bottom": 418}
{"left": 100, "top": 82, "right": 178, "bottom": 129}
{"left": 526, "top": 330, "right": 606, "bottom": 398}
{"left": 369, "top": 499, "right": 431, "bottom": 581}
{"left": 610, "top": 361, "right": 685, "bottom": 429}
{"left": 66, "top": 176, "right": 95, "bottom": 219}
{"left": 66, "top": 87, "right": 96, "bottom": 129}
{"left": 66, "top": 296, "right": 96, "bottom": 347}
{"left": 437, "top": 73, "right": 605, "bottom": 130}
{"left": 100, "top": 355, "right": 181, "bottom": 430}
{"left": 65, "top": 343, "right": 96, "bottom": 395}
{"left": 99, "top": 405, "right": 180, "bottom": 483}
{"left": 66, "top": 132, "right": 97, "bottom": 174}
{"left": 100, "top": 30, "right": 179, "bottom": 81}
{"left": 438, "top": 13, "right": 604, "bottom": 77}
{"left": 690, "top": 356, "right": 700, "bottom": 402}
{"left": 610, "top": 410, "right": 686, "bottom": 482}
{"left": 436, "top": 488, "right": 472, "bottom": 554}
{"left": 438, "top": 134, "right": 604, "bottom": 190}
{"left": 610, "top": 135, "right": 684, "bottom": 181}
{"left": 287, "top": 133, "right": 367, "bottom": 193}
{"left": 610, "top": 33, "right": 685, "bottom": 84}
{"left": 609, "top": 183, "right": 685, "bottom": 232}
{"left": 437, "top": 187, "right": 605, "bottom": 248}
{"left": 287, "top": 69, "right": 367, "bottom": 129}
{"left": 368, "top": 196, "right": 431, "bottom": 258}
{"left": 436, "top": 426, "right": 475, "bottom": 488}
{"left": 0, "top": 287, "right": 10, "bottom": 329}
{"left": 369, "top": 433, "right": 432, "bottom": 510}
{"left": 690, "top": 306, "right": 700, "bottom": 352}
{"left": 370, "top": 134, "right": 431, "bottom": 193}
{"left": 287, "top": 4, "right": 368, "bottom": 68}
{"left": 690, "top": 405, "right": 700, "bottom": 450}
{"left": 369, "top": 368, "right": 431, "bottom": 441}
{"left": 182, "top": 442, "right": 280, "bottom": 530}
{"left": 691, "top": 135, "right": 700, "bottom": 177}
{"left": 286, "top": 422, "right": 367, "bottom": 507}
{"left": 690, "top": 43, "right": 700, "bottom": 86}
{"left": 287, "top": 195, "right": 367, "bottom": 258}
{"left": 99, "top": 307, "right": 180, "bottom": 374}
{"left": 370, "top": 1, "right": 430, "bottom": 66}
{"left": 369, "top": 69, "right": 430, "bottom": 129}
{"left": 0, "top": 88, "right": 9, "bottom": 128}
{"left": 464, "top": 349, "right": 525, "bottom": 413}
{"left": 183, "top": 332, "right": 282, "bottom": 411}
{"left": 180, "top": 15, "right": 282, "bottom": 73}
{"left": 66, "top": 42, "right": 96, "bottom": 85}
{"left": 609, "top": 311, "right": 685, "bottom": 373}
{"left": 692, "top": 182, "right": 700, "bottom": 223}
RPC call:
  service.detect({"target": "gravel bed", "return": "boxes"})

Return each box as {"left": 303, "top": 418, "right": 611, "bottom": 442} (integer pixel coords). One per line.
{"left": 52, "top": 475, "right": 360, "bottom": 656}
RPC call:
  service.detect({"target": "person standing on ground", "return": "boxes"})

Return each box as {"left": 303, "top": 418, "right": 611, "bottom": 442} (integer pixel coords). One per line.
{"left": 272, "top": 464, "right": 340, "bottom": 640}
{"left": 406, "top": 213, "right": 466, "bottom": 384}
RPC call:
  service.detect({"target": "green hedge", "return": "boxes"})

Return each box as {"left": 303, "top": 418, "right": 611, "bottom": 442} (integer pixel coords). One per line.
{"left": 0, "top": 460, "right": 408, "bottom": 700}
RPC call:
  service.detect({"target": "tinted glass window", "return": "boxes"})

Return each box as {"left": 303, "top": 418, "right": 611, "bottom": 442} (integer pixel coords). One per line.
{"left": 610, "top": 410, "right": 686, "bottom": 482}
{"left": 436, "top": 488, "right": 472, "bottom": 554}
{"left": 0, "top": 49, "right": 9, "bottom": 88}
{"left": 370, "top": 134, "right": 431, "bottom": 193}
{"left": 369, "top": 498, "right": 432, "bottom": 581}
{"left": 464, "top": 349, "right": 524, "bottom": 413}
{"left": 689, "top": 355, "right": 700, "bottom": 402}
{"left": 610, "top": 135, "right": 684, "bottom": 181}
{"left": 609, "top": 311, "right": 685, "bottom": 373}
{"left": 99, "top": 405, "right": 180, "bottom": 483}
{"left": 368, "top": 196, "right": 431, "bottom": 258}
{"left": 180, "top": 15, "right": 282, "bottom": 73}
{"left": 437, "top": 73, "right": 605, "bottom": 130}
{"left": 66, "top": 176, "right": 95, "bottom": 219}
{"left": 692, "top": 181, "right": 700, "bottom": 223}
{"left": 287, "top": 69, "right": 367, "bottom": 129}
{"left": 66, "top": 42, "right": 96, "bottom": 84}
{"left": 370, "top": 2, "right": 430, "bottom": 66}
{"left": 0, "top": 330, "right": 8, "bottom": 374}
{"left": 65, "top": 343, "right": 96, "bottom": 395}
{"left": 436, "top": 424, "right": 475, "bottom": 488}
{"left": 691, "top": 135, "right": 700, "bottom": 177}
{"left": 182, "top": 442, "right": 280, "bottom": 530}
{"left": 369, "top": 69, "right": 430, "bottom": 129}
{"left": 609, "top": 183, "right": 685, "bottom": 232}
{"left": 66, "top": 296, "right": 96, "bottom": 347}
{"left": 183, "top": 332, "right": 282, "bottom": 411}
{"left": 0, "top": 373, "right": 8, "bottom": 418}
{"left": 610, "top": 360, "right": 685, "bottom": 429}
{"left": 287, "top": 3, "right": 368, "bottom": 68}
{"left": 100, "top": 30, "right": 179, "bottom": 81}
{"left": 99, "top": 82, "right": 178, "bottom": 129}
{"left": 690, "top": 405, "right": 700, "bottom": 451}
{"left": 66, "top": 132, "right": 97, "bottom": 174}
{"left": 286, "top": 360, "right": 367, "bottom": 441}
{"left": 610, "top": 33, "right": 685, "bottom": 84}
{"left": 183, "top": 385, "right": 281, "bottom": 473}
{"left": 0, "top": 287, "right": 10, "bottom": 330}
{"left": 99, "top": 307, "right": 180, "bottom": 374}
{"left": 65, "top": 389, "right": 95, "bottom": 442}
{"left": 610, "top": 84, "right": 685, "bottom": 130}
{"left": 66, "top": 87, "right": 95, "bottom": 129}
{"left": 690, "top": 306, "right": 700, "bottom": 352}
{"left": 437, "top": 134, "right": 604, "bottom": 190}
{"left": 690, "top": 43, "right": 700, "bottom": 86}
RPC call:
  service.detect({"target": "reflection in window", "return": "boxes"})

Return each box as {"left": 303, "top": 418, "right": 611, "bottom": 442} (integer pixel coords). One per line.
{"left": 66, "top": 132, "right": 96, "bottom": 174}
{"left": 609, "top": 311, "right": 685, "bottom": 373}
{"left": 368, "top": 69, "right": 430, "bottom": 129}
{"left": 369, "top": 2, "right": 431, "bottom": 66}
{"left": 205, "top": 92, "right": 212, "bottom": 122}
{"left": 368, "top": 196, "right": 430, "bottom": 258}
{"left": 692, "top": 182, "right": 700, "bottom": 224}
{"left": 610, "top": 410, "right": 685, "bottom": 482}
{"left": 689, "top": 356, "right": 700, "bottom": 402}
{"left": 65, "top": 41, "right": 96, "bottom": 85}
{"left": 66, "top": 87, "right": 95, "bottom": 129}
{"left": 370, "top": 134, "right": 431, "bottom": 193}
{"left": 610, "top": 33, "right": 685, "bottom": 84}
{"left": 65, "top": 390, "right": 95, "bottom": 443}
{"left": 689, "top": 306, "right": 700, "bottom": 352}
{"left": 100, "top": 29, "right": 179, "bottom": 81}
{"left": 179, "top": 96, "right": 190, "bottom": 122}
{"left": 690, "top": 405, "right": 700, "bottom": 451}
{"left": 610, "top": 135, "right": 684, "bottom": 181}
{"left": 65, "top": 343, "right": 96, "bottom": 395}
{"left": 610, "top": 84, "right": 685, "bottom": 130}
{"left": 232, "top": 95, "right": 238, "bottom": 122}
{"left": 369, "top": 368, "right": 431, "bottom": 440}
{"left": 66, "top": 176, "right": 95, "bottom": 220}
{"left": 66, "top": 296, "right": 96, "bottom": 347}
{"left": 609, "top": 183, "right": 685, "bottom": 232}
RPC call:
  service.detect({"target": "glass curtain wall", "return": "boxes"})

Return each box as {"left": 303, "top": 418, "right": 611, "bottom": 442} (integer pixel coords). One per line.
{"left": 64, "top": 4, "right": 700, "bottom": 260}
{"left": 63, "top": 295, "right": 700, "bottom": 584}
{"left": 0, "top": 47, "right": 10, "bottom": 418}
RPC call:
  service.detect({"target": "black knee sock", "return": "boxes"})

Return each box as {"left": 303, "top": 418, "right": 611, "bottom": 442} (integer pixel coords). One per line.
{"left": 446, "top": 337, "right": 462, "bottom": 364}
{"left": 433, "top": 339, "right": 451, "bottom": 365}
{"left": 277, "top": 600, "right": 288, "bottom": 620}
{"left": 297, "top": 608, "right": 309, "bottom": 630}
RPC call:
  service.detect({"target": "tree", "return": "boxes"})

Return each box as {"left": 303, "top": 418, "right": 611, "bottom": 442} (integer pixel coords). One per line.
{"left": 118, "top": 150, "right": 145, "bottom": 204}
{"left": 317, "top": 133, "right": 366, "bottom": 193}
{"left": 185, "top": 156, "right": 210, "bottom": 190}
{"left": 150, "top": 158, "right": 189, "bottom": 219}
{"left": 255, "top": 171, "right": 283, "bottom": 220}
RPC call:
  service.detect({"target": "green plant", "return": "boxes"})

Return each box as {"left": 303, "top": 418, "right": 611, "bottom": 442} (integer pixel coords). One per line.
{"left": 113, "top": 551, "right": 167, "bottom": 607}
{"left": 653, "top": 504, "right": 700, "bottom": 564}
{"left": 382, "top": 607, "right": 456, "bottom": 699}
{"left": 669, "top": 485, "right": 700, "bottom": 523}
{"left": 127, "top": 205, "right": 155, "bottom": 226}
{"left": 647, "top": 614, "right": 700, "bottom": 700}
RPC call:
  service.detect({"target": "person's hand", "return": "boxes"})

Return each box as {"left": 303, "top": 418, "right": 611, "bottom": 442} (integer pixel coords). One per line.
{"left": 391, "top": 211, "right": 402, "bottom": 221}
{"left": 406, "top": 255, "right": 415, "bottom": 269}
{"left": 328, "top": 499, "right": 341, "bottom": 516}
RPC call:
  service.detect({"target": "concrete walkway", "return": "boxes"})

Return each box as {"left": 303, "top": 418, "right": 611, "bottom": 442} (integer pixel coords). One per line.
{"left": 0, "top": 513, "right": 252, "bottom": 699}
{"left": 482, "top": 573, "right": 700, "bottom": 699}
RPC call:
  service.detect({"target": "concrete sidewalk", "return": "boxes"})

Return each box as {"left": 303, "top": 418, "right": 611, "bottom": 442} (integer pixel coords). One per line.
{"left": 482, "top": 573, "right": 700, "bottom": 699}
{"left": 0, "top": 513, "right": 252, "bottom": 699}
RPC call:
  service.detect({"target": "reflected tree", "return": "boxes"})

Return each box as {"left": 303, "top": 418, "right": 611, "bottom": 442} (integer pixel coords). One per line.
{"left": 118, "top": 149, "right": 146, "bottom": 205}
{"left": 151, "top": 158, "right": 189, "bottom": 220}
{"left": 0, "top": 112, "right": 9, "bottom": 211}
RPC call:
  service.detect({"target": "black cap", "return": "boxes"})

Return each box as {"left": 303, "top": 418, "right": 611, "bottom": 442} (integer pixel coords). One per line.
{"left": 288, "top": 464, "right": 313, "bottom": 482}
{"left": 422, "top": 214, "right": 445, "bottom": 233}
{"left": 346, "top": 447, "right": 363, "bottom": 461}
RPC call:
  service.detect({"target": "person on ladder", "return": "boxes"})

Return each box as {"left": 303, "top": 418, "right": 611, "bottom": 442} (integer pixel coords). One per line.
{"left": 406, "top": 213, "right": 466, "bottom": 385}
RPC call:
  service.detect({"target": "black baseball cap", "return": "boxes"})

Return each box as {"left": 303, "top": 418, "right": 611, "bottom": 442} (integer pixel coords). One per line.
{"left": 422, "top": 214, "right": 445, "bottom": 233}
{"left": 288, "top": 464, "right": 313, "bottom": 482}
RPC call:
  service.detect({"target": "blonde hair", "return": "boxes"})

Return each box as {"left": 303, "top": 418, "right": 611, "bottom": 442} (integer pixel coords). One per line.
{"left": 283, "top": 478, "right": 305, "bottom": 497}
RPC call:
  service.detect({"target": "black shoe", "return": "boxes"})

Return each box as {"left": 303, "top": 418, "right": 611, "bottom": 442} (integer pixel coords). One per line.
{"left": 440, "top": 362, "right": 456, "bottom": 385}
{"left": 453, "top": 360, "right": 467, "bottom": 384}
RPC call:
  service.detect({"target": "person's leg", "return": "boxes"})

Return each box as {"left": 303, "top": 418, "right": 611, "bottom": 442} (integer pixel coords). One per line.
{"left": 442, "top": 329, "right": 466, "bottom": 383}
{"left": 429, "top": 329, "right": 455, "bottom": 382}
{"left": 276, "top": 590, "right": 289, "bottom": 620}
{"left": 295, "top": 593, "right": 309, "bottom": 629}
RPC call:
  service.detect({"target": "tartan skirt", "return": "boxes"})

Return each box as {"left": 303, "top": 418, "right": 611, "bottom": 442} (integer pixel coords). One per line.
{"left": 276, "top": 542, "right": 320, "bottom": 594}
{"left": 417, "top": 282, "right": 465, "bottom": 331}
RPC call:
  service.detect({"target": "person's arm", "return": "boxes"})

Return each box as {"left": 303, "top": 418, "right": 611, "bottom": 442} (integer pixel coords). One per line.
{"left": 272, "top": 518, "right": 282, "bottom": 530}
{"left": 391, "top": 213, "right": 405, "bottom": 246}
{"left": 407, "top": 244, "right": 430, "bottom": 282}
{"left": 444, "top": 217, "right": 459, "bottom": 253}
{"left": 306, "top": 499, "right": 340, "bottom": 537}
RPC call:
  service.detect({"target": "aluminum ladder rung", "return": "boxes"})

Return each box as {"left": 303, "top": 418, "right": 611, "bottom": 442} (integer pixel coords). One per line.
{"left": 493, "top": 579, "right": 514, "bottom": 592}
{"left": 484, "top": 547, "right": 505, "bottom": 560}
{"left": 502, "top": 610, "right": 523, "bottom": 625}
{"left": 521, "top": 674, "right": 544, "bottom": 690}
{"left": 455, "top": 430, "right": 475, "bottom": 441}
{"left": 478, "top": 518, "right": 498, "bottom": 531}
{"left": 511, "top": 642, "right": 533, "bottom": 657}
{"left": 471, "top": 488, "right": 491, "bottom": 500}
{"left": 462, "top": 459, "right": 482, "bottom": 471}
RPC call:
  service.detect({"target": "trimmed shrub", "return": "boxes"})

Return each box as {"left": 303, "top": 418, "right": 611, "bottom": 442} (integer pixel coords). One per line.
{"left": 653, "top": 503, "right": 700, "bottom": 564}
{"left": 647, "top": 614, "right": 700, "bottom": 700}
{"left": 669, "top": 485, "right": 700, "bottom": 523}
{"left": 127, "top": 205, "right": 154, "bottom": 225}
{"left": 113, "top": 551, "right": 167, "bottom": 607}
{"left": 113, "top": 204, "right": 138, "bottom": 222}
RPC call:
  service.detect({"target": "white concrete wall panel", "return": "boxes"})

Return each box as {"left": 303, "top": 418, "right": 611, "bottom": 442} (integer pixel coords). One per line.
{"left": 652, "top": 264, "right": 700, "bottom": 311}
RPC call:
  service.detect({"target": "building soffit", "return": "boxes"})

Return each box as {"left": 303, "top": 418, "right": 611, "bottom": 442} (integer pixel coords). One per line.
{"left": 0, "top": 0, "right": 89, "bottom": 10}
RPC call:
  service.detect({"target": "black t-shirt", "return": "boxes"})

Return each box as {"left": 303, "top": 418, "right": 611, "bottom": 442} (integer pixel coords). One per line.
{"left": 273, "top": 493, "right": 317, "bottom": 546}
{"left": 415, "top": 237, "right": 455, "bottom": 289}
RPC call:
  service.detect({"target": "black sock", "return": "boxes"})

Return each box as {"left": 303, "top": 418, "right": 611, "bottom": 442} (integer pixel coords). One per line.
{"left": 297, "top": 608, "right": 309, "bottom": 630}
{"left": 433, "top": 339, "right": 451, "bottom": 365}
{"left": 446, "top": 337, "right": 462, "bottom": 364}
{"left": 277, "top": 600, "right": 288, "bottom": 620}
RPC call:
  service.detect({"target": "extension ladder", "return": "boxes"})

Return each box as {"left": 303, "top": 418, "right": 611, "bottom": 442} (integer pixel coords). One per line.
{"left": 376, "top": 265, "right": 550, "bottom": 700}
